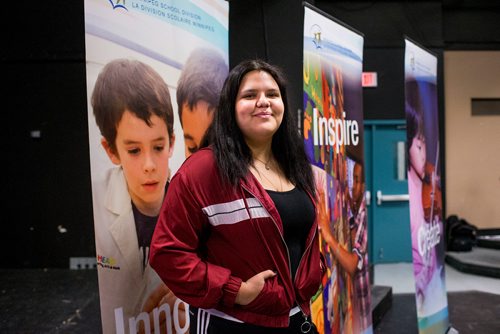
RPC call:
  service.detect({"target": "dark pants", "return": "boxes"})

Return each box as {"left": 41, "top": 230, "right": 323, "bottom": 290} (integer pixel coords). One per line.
{"left": 189, "top": 307, "right": 318, "bottom": 334}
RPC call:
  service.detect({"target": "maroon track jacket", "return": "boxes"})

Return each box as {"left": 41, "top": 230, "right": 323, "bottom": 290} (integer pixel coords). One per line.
{"left": 150, "top": 148, "right": 323, "bottom": 328}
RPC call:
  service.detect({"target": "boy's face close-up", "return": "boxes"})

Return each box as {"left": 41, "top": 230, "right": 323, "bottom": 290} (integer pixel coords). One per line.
{"left": 104, "top": 110, "right": 174, "bottom": 216}
{"left": 181, "top": 100, "right": 214, "bottom": 158}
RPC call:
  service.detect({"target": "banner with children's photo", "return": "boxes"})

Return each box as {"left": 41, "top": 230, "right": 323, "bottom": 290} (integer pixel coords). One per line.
{"left": 84, "top": 0, "right": 228, "bottom": 333}
{"left": 404, "top": 38, "right": 449, "bottom": 334}
{"left": 303, "top": 4, "right": 372, "bottom": 334}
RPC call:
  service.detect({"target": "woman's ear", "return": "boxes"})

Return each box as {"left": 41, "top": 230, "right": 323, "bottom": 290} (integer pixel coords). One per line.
{"left": 101, "top": 138, "right": 121, "bottom": 165}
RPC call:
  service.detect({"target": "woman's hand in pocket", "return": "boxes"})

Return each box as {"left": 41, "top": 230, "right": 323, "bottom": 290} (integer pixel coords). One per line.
{"left": 235, "top": 270, "right": 276, "bottom": 305}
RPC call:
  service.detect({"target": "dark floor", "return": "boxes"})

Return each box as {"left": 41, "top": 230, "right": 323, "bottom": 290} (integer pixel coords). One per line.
{"left": 446, "top": 246, "right": 500, "bottom": 279}
{"left": 375, "top": 291, "right": 500, "bottom": 334}
{"left": 0, "top": 269, "right": 101, "bottom": 334}
{"left": 1, "top": 269, "right": 499, "bottom": 334}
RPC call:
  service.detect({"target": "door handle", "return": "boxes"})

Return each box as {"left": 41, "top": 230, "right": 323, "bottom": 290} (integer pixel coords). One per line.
{"left": 376, "top": 190, "right": 409, "bottom": 205}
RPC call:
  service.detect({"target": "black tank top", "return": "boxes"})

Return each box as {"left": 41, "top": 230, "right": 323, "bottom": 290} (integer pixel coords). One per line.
{"left": 266, "top": 187, "right": 315, "bottom": 281}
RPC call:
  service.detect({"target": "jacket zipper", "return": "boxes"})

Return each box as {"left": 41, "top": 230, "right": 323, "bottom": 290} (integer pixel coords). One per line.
{"left": 294, "top": 209, "right": 317, "bottom": 333}
{"left": 290, "top": 190, "right": 317, "bottom": 327}
{"left": 241, "top": 184, "right": 316, "bottom": 329}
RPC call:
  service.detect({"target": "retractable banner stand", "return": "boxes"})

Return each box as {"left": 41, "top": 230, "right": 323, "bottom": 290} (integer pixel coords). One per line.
{"left": 303, "top": 5, "right": 372, "bottom": 334}
{"left": 404, "top": 38, "right": 449, "bottom": 334}
{"left": 84, "top": 1, "right": 228, "bottom": 333}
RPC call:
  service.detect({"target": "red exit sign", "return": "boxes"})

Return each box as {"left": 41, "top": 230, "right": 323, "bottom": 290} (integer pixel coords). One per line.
{"left": 362, "top": 72, "right": 378, "bottom": 87}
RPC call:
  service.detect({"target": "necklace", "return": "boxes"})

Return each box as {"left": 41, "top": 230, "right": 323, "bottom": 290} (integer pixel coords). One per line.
{"left": 252, "top": 164, "right": 283, "bottom": 191}
{"left": 254, "top": 156, "right": 271, "bottom": 170}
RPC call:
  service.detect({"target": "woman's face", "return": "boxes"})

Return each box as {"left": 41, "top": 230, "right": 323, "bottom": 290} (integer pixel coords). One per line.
{"left": 235, "top": 70, "right": 284, "bottom": 146}
{"left": 409, "top": 134, "right": 426, "bottom": 178}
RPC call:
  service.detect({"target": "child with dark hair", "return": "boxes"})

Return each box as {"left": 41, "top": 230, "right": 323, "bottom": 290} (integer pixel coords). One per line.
{"left": 176, "top": 48, "right": 228, "bottom": 157}
{"left": 319, "top": 159, "right": 370, "bottom": 333}
{"left": 406, "top": 100, "right": 446, "bottom": 315}
{"left": 91, "top": 59, "right": 185, "bottom": 333}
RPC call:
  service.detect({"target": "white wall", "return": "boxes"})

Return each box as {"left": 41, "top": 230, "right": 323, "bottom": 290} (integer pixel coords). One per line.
{"left": 444, "top": 51, "right": 500, "bottom": 229}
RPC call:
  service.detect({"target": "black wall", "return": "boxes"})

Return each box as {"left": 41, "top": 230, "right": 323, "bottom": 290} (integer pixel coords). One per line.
{"left": 2, "top": 1, "right": 499, "bottom": 268}
{"left": 229, "top": 0, "right": 306, "bottom": 123}
{"left": 2, "top": 2, "right": 93, "bottom": 267}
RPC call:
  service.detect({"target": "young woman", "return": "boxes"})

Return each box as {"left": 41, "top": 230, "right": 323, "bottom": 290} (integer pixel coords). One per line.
{"left": 150, "top": 59, "right": 323, "bottom": 333}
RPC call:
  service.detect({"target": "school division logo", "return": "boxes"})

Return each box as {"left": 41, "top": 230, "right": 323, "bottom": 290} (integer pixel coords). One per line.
{"left": 409, "top": 51, "right": 416, "bottom": 71}
{"left": 108, "top": 0, "right": 128, "bottom": 11}
{"left": 310, "top": 24, "right": 322, "bottom": 49}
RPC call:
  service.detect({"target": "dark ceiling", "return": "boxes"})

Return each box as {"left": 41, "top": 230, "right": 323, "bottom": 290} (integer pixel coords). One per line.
{"left": 0, "top": 1, "right": 498, "bottom": 63}
{"left": 313, "top": 0, "right": 500, "bottom": 50}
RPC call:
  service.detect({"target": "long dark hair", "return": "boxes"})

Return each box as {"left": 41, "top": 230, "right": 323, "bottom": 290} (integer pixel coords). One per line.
{"left": 405, "top": 100, "right": 424, "bottom": 171}
{"left": 203, "top": 59, "right": 315, "bottom": 197}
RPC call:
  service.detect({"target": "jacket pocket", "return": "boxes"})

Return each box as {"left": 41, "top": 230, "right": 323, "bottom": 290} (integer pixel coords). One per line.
{"left": 240, "top": 275, "right": 291, "bottom": 315}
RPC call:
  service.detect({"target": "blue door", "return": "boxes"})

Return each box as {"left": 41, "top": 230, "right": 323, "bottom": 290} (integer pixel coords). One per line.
{"left": 365, "top": 120, "right": 412, "bottom": 263}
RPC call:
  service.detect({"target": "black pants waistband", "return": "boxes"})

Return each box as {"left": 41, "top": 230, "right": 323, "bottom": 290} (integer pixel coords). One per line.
{"left": 189, "top": 307, "right": 318, "bottom": 334}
